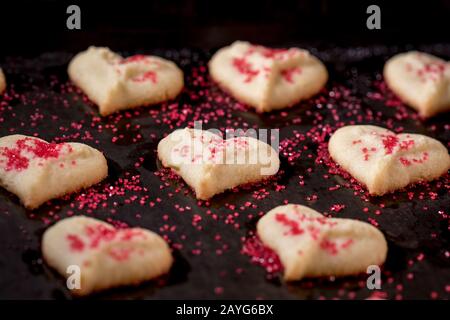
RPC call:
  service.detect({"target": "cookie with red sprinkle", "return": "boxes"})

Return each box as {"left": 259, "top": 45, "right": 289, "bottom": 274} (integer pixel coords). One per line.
{"left": 384, "top": 51, "right": 450, "bottom": 118}
{"left": 68, "top": 46, "right": 184, "bottom": 116}
{"left": 257, "top": 204, "right": 387, "bottom": 281}
{"left": 157, "top": 127, "right": 280, "bottom": 200}
{"left": 209, "top": 41, "right": 328, "bottom": 112}
{"left": 0, "top": 134, "right": 108, "bottom": 209}
{"left": 328, "top": 125, "right": 450, "bottom": 196}
{"left": 42, "top": 216, "right": 173, "bottom": 296}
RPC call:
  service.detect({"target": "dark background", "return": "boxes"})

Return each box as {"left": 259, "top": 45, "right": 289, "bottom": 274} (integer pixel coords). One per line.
{"left": 1, "top": 0, "right": 450, "bottom": 55}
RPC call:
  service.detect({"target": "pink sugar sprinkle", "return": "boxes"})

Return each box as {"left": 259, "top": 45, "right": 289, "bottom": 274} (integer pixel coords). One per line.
{"left": 242, "top": 234, "right": 283, "bottom": 276}
{"left": 275, "top": 213, "right": 304, "bottom": 235}
{"left": 232, "top": 57, "right": 260, "bottom": 83}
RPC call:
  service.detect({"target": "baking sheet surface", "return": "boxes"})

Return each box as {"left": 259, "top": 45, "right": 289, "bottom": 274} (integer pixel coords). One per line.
{"left": 0, "top": 45, "right": 448, "bottom": 299}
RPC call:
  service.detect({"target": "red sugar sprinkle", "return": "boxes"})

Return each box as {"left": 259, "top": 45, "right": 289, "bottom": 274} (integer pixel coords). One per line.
{"left": 0, "top": 147, "right": 29, "bottom": 171}
{"left": 108, "top": 247, "right": 134, "bottom": 261}
{"left": 399, "top": 139, "right": 415, "bottom": 150}
{"left": 0, "top": 138, "right": 69, "bottom": 172}
{"left": 66, "top": 234, "right": 85, "bottom": 251}
{"left": 259, "top": 47, "right": 290, "bottom": 59}
{"left": 320, "top": 239, "right": 338, "bottom": 255}
{"left": 119, "top": 55, "right": 149, "bottom": 64}
{"left": 367, "top": 291, "right": 388, "bottom": 300}
{"left": 275, "top": 213, "right": 304, "bottom": 235}
{"left": 381, "top": 134, "right": 399, "bottom": 154}
{"left": 65, "top": 223, "right": 145, "bottom": 255}
{"left": 330, "top": 204, "right": 346, "bottom": 213}
{"left": 341, "top": 239, "right": 354, "bottom": 249}
{"left": 85, "top": 224, "right": 117, "bottom": 248}
{"left": 214, "top": 287, "right": 224, "bottom": 295}
{"left": 399, "top": 157, "right": 411, "bottom": 166}
{"left": 242, "top": 235, "right": 283, "bottom": 276}
{"left": 232, "top": 57, "right": 260, "bottom": 83}
{"left": 132, "top": 71, "right": 157, "bottom": 84}
{"left": 399, "top": 152, "right": 429, "bottom": 166}
{"left": 281, "top": 67, "right": 301, "bottom": 83}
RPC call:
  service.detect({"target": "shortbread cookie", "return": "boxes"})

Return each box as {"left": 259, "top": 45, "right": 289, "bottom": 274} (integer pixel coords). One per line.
{"left": 42, "top": 216, "right": 173, "bottom": 296}
{"left": 0, "top": 68, "right": 5, "bottom": 94}
{"left": 329, "top": 125, "right": 450, "bottom": 195}
{"left": 68, "top": 46, "right": 184, "bottom": 116}
{"left": 0, "top": 135, "right": 108, "bottom": 209}
{"left": 384, "top": 51, "right": 450, "bottom": 117}
{"left": 209, "top": 41, "right": 328, "bottom": 112}
{"left": 257, "top": 204, "right": 388, "bottom": 281}
{"left": 157, "top": 128, "right": 280, "bottom": 200}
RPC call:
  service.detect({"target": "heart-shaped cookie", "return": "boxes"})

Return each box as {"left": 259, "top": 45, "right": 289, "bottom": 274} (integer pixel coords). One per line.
{"left": 42, "top": 216, "right": 173, "bottom": 296}
{"left": 68, "top": 46, "right": 184, "bottom": 116}
{"left": 384, "top": 51, "right": 450, "bottom": 117}
{"left": 0, "top": 134, "right": 108, "bottom": 209}
{"left": 209, "top": 41, "right": 328, "bottom": 112}
{"left": 257, "top": 204, "right": 387, "bottom": 281}
{"left": 328, "top": 125, "right": 450, "bottom": 195}
{"left": 0, "top": 68, "right": 5, "bottom": 94}
{"left": 157, "top": 128, "right": 280, "bottom": 200}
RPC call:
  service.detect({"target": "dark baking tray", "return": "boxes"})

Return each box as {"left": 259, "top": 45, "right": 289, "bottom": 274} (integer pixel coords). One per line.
{"left": 0, "top": 44, "right": 449, "bottom": 299}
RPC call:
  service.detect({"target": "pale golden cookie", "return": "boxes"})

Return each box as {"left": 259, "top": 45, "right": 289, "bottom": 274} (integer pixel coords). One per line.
{"left": 157, "top": 128, "right": 280, "bottom": 200}
{"left": 328, "top": 125, "right": 450, "bottom": 195}
{"left": 68, "top": 46, "right": 184, "bottom": 116}
{"left": 0, "top": 134, "right": 108, "bottom": 209}
{"left": 384, "top": 51, "right": 450, "bottom": 117}
{"left": 257, "top": 204, "right": 388, "bottom": 281}
{"left": 42, "top": 216, "right": 173, "bottom": 296}
{"left": 209, "top": 41, "right": 328, "bottom": 112}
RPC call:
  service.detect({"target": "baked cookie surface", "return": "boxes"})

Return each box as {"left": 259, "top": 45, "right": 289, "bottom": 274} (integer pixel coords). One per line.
{"left": 0, "top": 134, "right": 108, "bottom": 209}
{"left": 257, "top": 204, "right": 388, "bottom": 281}
{"left": 68, "top": 46, "right": 184, "bottom": 116}
{"left": 157, "top": 128, "right": 280, "bottom": 200}
{"left": 42, "top": 216, "right": 173, "bottom": 296}
{"left": 328, "top": 125, "right": 450, "bottom": 195}
{"left": 384, "top": 51, "right": 450, "bottom": 117}
{"left": 209, "top": 41, "right": 328, "bottom": 112}
{"left": 0, "top": 68, "right": 5, "bottom": 94}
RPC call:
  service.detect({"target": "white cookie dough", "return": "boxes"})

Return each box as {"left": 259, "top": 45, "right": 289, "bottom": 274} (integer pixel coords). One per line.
{"left": 384, "top": 51, "right": 450, "bottom": 117}
{"left": 157, "top": 128, "right": 280, "bottom": 200}
{"left": 209, "top": 41, "right": 328, "bottom": 112}
{"left": 329, "top": 125, "right": 450, "bottom": 195}
{"left": 257, "top": 204, "right": 388, "bottom": 281}
{"left": 0, "top": 68, "right": 5, "bottom": 94}
{"left": 42, "top": 216, "right": 173, "bottom": 296}
{"left": 68, "top": 46, "right": 184, "bottom": 116}
{"left": 0, "top": 135, "right": 108, "bottom": 209}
